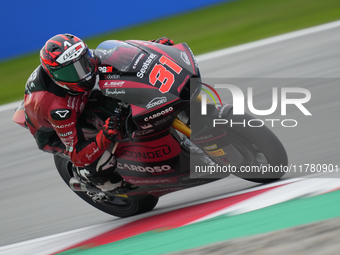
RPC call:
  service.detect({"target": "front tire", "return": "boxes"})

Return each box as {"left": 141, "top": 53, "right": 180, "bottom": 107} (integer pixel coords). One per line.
{"left": 54, "top": 155, "right": 158, "bottom": 217}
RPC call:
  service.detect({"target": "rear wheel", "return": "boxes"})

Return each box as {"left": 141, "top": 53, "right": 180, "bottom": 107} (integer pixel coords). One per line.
{"left": 222, "top": 112, "right": 288, "bottom": 183}
{"left": 54, "top": 155, "right": 158, "bottom": 217}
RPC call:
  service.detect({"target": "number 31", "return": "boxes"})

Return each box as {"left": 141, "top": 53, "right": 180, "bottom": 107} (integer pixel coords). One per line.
{"left": 149, "top": 56, "right": 182, "bottom": 93}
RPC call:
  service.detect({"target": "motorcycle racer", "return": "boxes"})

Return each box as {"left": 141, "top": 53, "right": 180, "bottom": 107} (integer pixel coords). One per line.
{"left": 23, "top": 33, "right": 174, "bottom": 192}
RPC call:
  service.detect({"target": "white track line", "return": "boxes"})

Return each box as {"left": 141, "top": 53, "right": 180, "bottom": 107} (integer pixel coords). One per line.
{"left": 188, "top": 178, "right": 340, "bottom": 224}
{"left": 2, "top": 19, "right": 340, "bottom": 114}
{"left": 196, "top": 19, "right": 340, "bottom": 62}
{"left": 0, "top": 177, "right": 299, "bottom": 255}
{"left": 0, "top": 100, "right": 22, "bottom": 113}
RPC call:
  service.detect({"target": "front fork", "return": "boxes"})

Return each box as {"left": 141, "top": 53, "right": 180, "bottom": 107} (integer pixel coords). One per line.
{"left": 171, "top": 96, "right": 248, "bottom": 168}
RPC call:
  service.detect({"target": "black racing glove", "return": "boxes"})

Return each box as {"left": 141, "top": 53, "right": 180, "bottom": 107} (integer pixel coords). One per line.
{"left": 151, "top": 37, "right": 174, "bottom": 46}
{"left": 96, "top": 116, "right": 121, "bottom": 150}
{"left": 103, "top": 116, "right": 121, "bottom": 141}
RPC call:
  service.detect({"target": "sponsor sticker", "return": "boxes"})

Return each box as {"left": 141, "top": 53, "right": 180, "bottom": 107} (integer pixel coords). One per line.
{"left": 136, "top": 129, "right": 154, "bottom": 136}
{"left": 98, "top": 66, "right": 113, "bottom": 73}
{"left": 203, "top": 144, "right": 217, "bottom": 150}
{"left": 50, "top": 109, "right": 72, "bottom": 120}
{"left": 52, "top": 122, "right": 75, "bottom": 129}
{"left": 56, "top": 42, "right": 85, "bottom": 64}
{"left": 180, "top": 51, "right": 191, "bottom": 65}
{"left": 144, "top": 107, "right": 174, "bottom": 121}
{"left": 206, "top": 148, "right": 225, "bottom": 156}
{"left": 59, "top": 131, "right": 73, "bottom": 137}
{"left": 146, "top": 97, "right": 167, "bottom": 109}
{"left": 117, "top": 145, "right": 171, "bottom": 160}
{"left": 137, "top": 53, "right": 157, "bottom": 78}
{"left": 105, "top": 74, "right": 121, "bottom": 79}
{"left": 103, "top": 81, "right": 125, "bottom": 88}
{"left": 105, "top": 89, "right": 126, "bottom": 96}
{"left": 117, "top": 163, "right": 172, "bottom": 173}
{"left": 140, "top": 123, "right": 153, "bottom": 129}
{"left": 132, "top": 53, "right": 145, "bottom": 69}
{"left": 193, "top": 135, "right": 213, "bottom": 141}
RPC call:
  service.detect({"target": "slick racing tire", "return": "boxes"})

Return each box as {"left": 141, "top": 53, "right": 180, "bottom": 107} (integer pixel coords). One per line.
{"left": 54, "top": 155, "right": 158, "bottom": 218}
{"left": 222, "top": 112, "right": 288, "bottom": 183}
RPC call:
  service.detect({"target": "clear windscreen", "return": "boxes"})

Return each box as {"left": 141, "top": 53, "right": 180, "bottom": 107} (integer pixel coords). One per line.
{"left": 96, "top": 40, "right": 141, "bottom": 72}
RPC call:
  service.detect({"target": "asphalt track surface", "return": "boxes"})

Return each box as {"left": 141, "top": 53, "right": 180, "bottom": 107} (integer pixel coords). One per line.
{"left": 1, "top": 24, "right": 340, "bottom": 247}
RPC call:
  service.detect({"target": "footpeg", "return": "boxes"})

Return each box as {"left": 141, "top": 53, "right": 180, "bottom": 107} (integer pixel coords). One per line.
{"left": 69, "top": 177, "right": 102, "bottom": 193}
{"left": 112, "top": 181, "right": 138, "bottom": 194}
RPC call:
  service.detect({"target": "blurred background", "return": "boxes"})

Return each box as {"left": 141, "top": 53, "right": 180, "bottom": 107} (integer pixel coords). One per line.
{"left": 1, "top": 0, "right": 340, "bottom": 105}
{"left": 1, "top": 0, "right": 340, "bottom": 253}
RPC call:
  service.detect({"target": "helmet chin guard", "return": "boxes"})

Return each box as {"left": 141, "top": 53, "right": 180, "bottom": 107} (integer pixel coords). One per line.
{"left": 40, "top": 34, "right": 97, "bottom": 93}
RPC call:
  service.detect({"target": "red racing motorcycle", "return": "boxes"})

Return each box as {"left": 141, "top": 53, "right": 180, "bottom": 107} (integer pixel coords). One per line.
{"left": 13, "top": 40, "right": 288, "bottom": 217}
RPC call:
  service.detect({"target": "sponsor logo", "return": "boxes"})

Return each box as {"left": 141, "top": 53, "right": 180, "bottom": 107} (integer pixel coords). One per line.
{"left": 50, "top": 109, "right": 72, "bottom": 120}
{"left": 180, "top": 51, "right": 191, "bottom": 65}
{"left": 56, "top": 42, "right": 85, "bottom": 64}
{"left": 140, "top": 123, "right": 153, "bottom": 129}
{"left": 117, "top": 163, "right": 172, "bottom": 173}
{"left": 132, "top": 53, "right": 145, "bottom": 69}
{"left": 177, "top": 74, "right": 190, "bottom": 93}
{"left": 146, "top": 97, "right": 167, "bottom": 109}
{"left": 103, "top": 81, "right": 125, "bottom": 88}
{"left": 137, "top": 53, "right": 157, "bottom": 78}
{"left": 67, "top": 97, "right": 80, "bottom": 111}
{"left": 151, "top": 169, "right": 175, "bottom": 176}
{"left": 144, "top": 107, "right": 174, "bottom": 121}
{"left": 55, "top": 110, "right": 70, "bottom": 118}
{"left": 98, "top": 66, "right": 113, "bottom": 73}
{"left": 86, "top": 147, "right": 100, "bottom": 161}
{"left": 206, "top": 148, "right": 225, "bottom": 156}
{"left": 64, "top": 41, "right": 72, "bottom": 47}
{"left": 59, "top": 131, "right": 73, "bottom": 137}
{"left": 26, "top": 82, "right": 36, "bottom": 93}
{"left": 203, "top": 144, "right": 217, "bottom": 150}
{"left": 80, "top": 102, "right": 85, "bottom": 113}
{"left": 154, "top": 115, "right": 173, "bottom": 126}
{"left": 62, "top": 140, "right": 74, "bottom": 152}
{"left": 105, "top": 74, "right": 120, "bottom": 79}
{"left": 128, "top": 179, "right": 172, "bottom": 184}
{"left": 105, "top": 89, "right": 126, "bottom": 96}
{"left": 194, "top": 135, "right": 213, "bottom": 141}
{"left": 52, "top": 122, "right": 75, "bottom": 129}
{"left": 115, "top": 194, "right": 128, "bottom": 198}
{"left": 118, "top": 145, "right": 171, "bottom": 160}
{"left": 192, "top": 135, "right": 213, "bottom": 141}
{"left": 187, "top": 46, "right": 199, "bottom": 67}
{"left": 218, "top": 104, "right": 230, "bottom": 118}
{"left": 136, "top": 129, "right": 154, "bottom": 136}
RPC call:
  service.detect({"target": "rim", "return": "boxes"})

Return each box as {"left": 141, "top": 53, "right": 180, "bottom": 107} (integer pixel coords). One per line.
{"left": 66, "top": 161, "right": 136, "bottom": 209}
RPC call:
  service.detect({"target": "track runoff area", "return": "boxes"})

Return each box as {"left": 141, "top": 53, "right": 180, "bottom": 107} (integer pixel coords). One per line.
{"left": 2, "top": 20, "right": 340, "bottom": 255}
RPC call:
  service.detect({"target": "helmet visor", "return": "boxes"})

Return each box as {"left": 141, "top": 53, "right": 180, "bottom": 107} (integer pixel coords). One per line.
{"left": 51, "top": 52, "right": 95, "bottom": 82}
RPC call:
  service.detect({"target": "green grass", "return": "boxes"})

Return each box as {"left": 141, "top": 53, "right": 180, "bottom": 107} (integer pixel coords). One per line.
{"left": 1, "top": 0, "right": 340, "bottom": 105}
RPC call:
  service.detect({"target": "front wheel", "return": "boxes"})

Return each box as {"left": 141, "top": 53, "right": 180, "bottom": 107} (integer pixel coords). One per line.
{"left": 54, "top": 155, "right": 158, "bottom": 218}
{"left": 222, "top": 112, "right": 288, "bottom": 183}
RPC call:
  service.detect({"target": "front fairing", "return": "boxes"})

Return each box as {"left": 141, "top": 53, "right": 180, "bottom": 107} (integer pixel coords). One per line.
{"left": 96, "top": 40, "right": 201, "bottom": 118}
{"left": 95, "top": 39, "right": 202, "bottom": 142}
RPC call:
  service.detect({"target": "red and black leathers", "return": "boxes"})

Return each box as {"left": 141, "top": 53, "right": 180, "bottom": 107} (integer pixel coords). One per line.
{"left": 23, "top": 38, "right": 174, "bottom": 180}
{"left": 24, "top": 65, "right": 106, "bottom": 167}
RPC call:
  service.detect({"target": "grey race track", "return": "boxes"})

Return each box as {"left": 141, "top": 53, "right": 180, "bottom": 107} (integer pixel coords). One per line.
{"left": 1, "top": 25, "right": 340, "bottom": 247}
